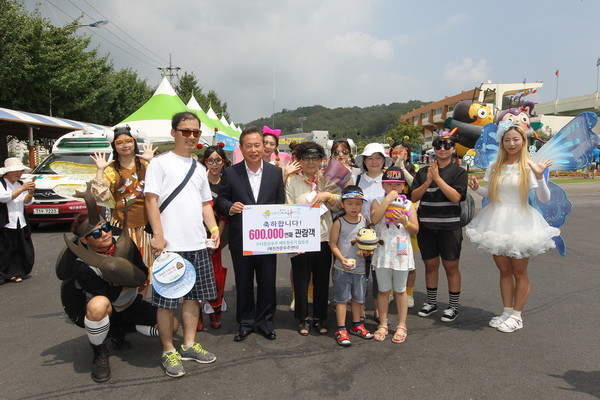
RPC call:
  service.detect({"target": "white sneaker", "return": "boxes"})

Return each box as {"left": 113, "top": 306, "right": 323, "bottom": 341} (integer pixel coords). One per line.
{"left": 407, "top": 295, "right": 415, "bottom": 308}
{"left": 497, "top": 316, "right": 523, "bottom": 333}
{"left": 489, "top": 313, "right": 510, "bottom": 328}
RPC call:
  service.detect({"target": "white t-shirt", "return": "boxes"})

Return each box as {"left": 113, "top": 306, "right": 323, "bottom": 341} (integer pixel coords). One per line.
{"left": 145, "top": 152, "right": 212, "bottom": 251}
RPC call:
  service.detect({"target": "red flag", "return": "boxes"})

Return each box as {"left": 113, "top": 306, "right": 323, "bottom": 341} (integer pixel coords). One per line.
{"left": 555, "top": 69, "right": 559, "bottom": 77}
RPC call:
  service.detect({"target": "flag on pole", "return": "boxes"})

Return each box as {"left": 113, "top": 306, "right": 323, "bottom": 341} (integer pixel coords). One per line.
{"left": 555, "top": 69, "right": 559, "bottom": 77}
{"left": 596, "top": 57, "right": 600, "bottom": 67}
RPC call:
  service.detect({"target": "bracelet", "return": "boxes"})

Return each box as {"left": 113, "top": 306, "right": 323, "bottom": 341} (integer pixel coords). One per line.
{"left": 209, "top": 226, "right": 219, "bottom": 233}
{"left": 404, "top": 221, "right": 411, "bottom": 228}
{"left": 328, "top": 193, "right": 335, "bottom": 202}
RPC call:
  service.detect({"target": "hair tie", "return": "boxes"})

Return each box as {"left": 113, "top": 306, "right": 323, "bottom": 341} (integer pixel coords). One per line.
{"left": 262, "top": 125, "right": 281, "bottom": 137}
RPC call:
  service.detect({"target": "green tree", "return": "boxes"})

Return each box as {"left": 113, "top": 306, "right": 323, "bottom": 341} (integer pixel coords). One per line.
{"left": 206, "top": 90, "right": 229, "bottom": 121}
{"left": 356, "top": 140, "right": 369, "bottom": 154}
{"left": 0, "top": 1, "right": 152, "bottom": 125}
{"left": 386, "top": 119, "right": 424, "bottom": 150}
{"left": 174, "top": 71, "right": 202, "bottom": 104}
{"left": 174, "top": 71, "right": 230, "bottom": 120}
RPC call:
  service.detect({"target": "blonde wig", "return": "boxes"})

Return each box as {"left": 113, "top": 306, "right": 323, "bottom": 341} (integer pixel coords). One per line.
{"left": 487, "top": 126, "right": 531, "bottom": 205}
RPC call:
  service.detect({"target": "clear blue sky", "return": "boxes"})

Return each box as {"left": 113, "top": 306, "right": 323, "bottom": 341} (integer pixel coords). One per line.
{"left": 26, "top": 0, "right": 600, "bottom": 124}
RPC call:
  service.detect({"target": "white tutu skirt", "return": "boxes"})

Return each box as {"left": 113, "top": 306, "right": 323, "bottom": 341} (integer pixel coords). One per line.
{"left": 465, "top": 202, "right": 560, "bottom": 259}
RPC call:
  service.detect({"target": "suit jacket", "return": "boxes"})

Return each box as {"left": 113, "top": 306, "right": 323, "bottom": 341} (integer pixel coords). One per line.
{"left": 217, "top": 161, "right": 285, "bottom": 253}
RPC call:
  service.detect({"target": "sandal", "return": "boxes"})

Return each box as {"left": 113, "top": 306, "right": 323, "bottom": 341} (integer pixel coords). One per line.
{"left": 392, "top": 325, "right": 407, "bottom": 343}
{"left": 298, "top": 319, "right": 310, "bottom": 336}
{"left": 373, "top": 325, "right": 388, "bottom": 342}
{"left": 313, "top": 319, "right": 328, "bottom": 335}
{"left": 8, "top": 277, "right": 22, "bottom": 283}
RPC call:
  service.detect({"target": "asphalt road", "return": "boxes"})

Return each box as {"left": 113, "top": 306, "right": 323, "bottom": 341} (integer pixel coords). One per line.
{"left": 1, "top": 181, "right": 599, "bottom": 400}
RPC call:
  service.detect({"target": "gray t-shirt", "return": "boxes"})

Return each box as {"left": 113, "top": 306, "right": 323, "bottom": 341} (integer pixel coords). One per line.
{"left": 333, "top": 215, "right": 367, "bottom": 274}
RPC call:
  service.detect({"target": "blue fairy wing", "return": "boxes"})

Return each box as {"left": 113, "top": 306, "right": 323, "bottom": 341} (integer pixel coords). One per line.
{"left": 473, "top": 122, "right": 499, "bottom": 170}
{"left": 552, "top": 236, "right": 567, "bottom": 257}
{"left": 528, "top": 175, "right": 572, "bottom": 256}
{"left": 532, "top": 112, "right": 600, "bottom": 171}
{"left": 528, "top": 178, "right": 573, "bottom": 228}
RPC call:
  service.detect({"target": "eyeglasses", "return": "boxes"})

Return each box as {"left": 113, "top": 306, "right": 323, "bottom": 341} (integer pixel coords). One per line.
{"left": 332, "top": 150, "right": 350, "bottom": 156}
{"left": 175, "top": 129, "right": 202, "bottom": 138}
{"left": 433, "top": 141, "right": 454, "bottom": 150}
{"left": 114, "top": 138, "right": 135, "bottom": 146}
{"left": 205, "top": 158, "right": 224, "bottom": 165}
{"left": 301, "top": 156, "right": 323, "bottom": 162}
{"left": 85, "top": 223, "right": 111, "bottom": 239}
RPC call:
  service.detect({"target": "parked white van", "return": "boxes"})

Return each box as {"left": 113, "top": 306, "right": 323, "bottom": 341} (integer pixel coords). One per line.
{"left": 24, "top": 126, "right": 147, "bottom": 226}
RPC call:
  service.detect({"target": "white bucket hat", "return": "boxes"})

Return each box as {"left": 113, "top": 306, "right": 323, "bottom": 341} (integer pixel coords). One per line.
{"left": 355, "top": 143, "right": 392, "bottom": 170}
{"left": 0, "top": 158, "right": 32, "bottom": 176}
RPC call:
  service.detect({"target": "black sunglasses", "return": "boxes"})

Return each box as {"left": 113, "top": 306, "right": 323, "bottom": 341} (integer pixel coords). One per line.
{"left": 85, "top": 223, "right": 111, "bottom": 239}
{"left": 433, "top": 141, "right": 454, "bottom": 150}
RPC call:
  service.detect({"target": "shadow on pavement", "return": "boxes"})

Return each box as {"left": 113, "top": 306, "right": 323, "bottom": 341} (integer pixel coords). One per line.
{"left": 549, "top": 370, "right": 600, "bottom": 399}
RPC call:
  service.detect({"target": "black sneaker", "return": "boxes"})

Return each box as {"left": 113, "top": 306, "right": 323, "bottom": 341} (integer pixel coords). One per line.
{"left": 441, "top": 307, "right": 458, "bottom": 322}
{"left": 417, "top": 303, "right": 438, "bottom": 317}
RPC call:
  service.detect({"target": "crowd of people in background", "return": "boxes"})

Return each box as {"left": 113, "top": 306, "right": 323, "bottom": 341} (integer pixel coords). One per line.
{"left": 2, "top": 112, "right": 563, "bottom": 382}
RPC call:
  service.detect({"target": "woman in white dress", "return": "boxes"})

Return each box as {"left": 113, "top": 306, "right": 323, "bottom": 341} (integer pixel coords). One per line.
{"left": 466, "top": 125, "right": 559, "bottom": 333}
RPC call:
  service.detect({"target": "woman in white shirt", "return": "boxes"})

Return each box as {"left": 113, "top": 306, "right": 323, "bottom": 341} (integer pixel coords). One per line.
{"left": 0, "top": 158, "right": 36, "bottom": 283}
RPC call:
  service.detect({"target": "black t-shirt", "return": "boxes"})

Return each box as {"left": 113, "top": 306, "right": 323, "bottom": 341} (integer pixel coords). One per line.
{"left": 411, "top": 163, "right": 468, "bottom": 230}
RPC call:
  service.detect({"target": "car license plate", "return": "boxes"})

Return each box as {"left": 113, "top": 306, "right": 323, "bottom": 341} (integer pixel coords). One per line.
{"left": 33, "top": 208, "right": 59, "bottom": 215}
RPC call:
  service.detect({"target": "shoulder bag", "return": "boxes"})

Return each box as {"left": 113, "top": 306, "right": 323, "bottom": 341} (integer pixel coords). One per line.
{"left": 145, "top": 160, "right": 197, "bottom": 235}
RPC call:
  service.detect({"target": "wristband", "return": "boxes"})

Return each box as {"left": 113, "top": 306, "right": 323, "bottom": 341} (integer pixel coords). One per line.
{"left": 209, "top": 226, "right": 219, "bottom": 233}
{"left": 404, "top": 221, "right": 411, "bottom": 229}
{"left": 328, "top": 193, "right": 335, "bottom": 202}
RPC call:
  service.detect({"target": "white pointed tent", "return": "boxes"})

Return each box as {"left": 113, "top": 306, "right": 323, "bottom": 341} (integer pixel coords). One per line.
{"left": 118, "top": 77, "right": 212, "bottom": 144}
{"left": 206, "top": 107, "right": 239, "bottom": 138}
{"left": 185, "top": 96, "right": 217, "bottom": 146}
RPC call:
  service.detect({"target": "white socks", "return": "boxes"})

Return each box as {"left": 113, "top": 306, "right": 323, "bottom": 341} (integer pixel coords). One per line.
{"left": 135, "top": 325, "right": 159, "bottom": 337}
{"left": 85, "top": 316, "right": 110, "bottom": 345}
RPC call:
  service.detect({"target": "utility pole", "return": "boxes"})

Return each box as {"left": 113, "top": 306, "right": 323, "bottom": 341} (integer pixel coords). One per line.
{"left": 298, "top": 116, "right": 306, "bottom": 133}
{"left": 157, "top": 54, "right": 181, "bottom": 83}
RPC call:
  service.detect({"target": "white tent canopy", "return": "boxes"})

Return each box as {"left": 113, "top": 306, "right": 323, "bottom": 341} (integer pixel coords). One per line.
{"left": 117, "top": 77, "right": 213, "bottom": 145}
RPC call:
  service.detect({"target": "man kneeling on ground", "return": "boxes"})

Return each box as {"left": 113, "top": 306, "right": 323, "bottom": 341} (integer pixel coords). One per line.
{"left": 62, "top": 212, "right": 178, "bottom": 383}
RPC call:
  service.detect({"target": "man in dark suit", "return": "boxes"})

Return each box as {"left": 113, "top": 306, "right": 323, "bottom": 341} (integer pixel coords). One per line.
{"left": 217, "top": 127, "right": 285, "bottom": 341}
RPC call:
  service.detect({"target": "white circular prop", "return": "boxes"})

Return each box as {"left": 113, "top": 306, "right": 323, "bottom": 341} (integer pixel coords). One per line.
{"left": 152, "top": 252, "right": 186, "bottom": 284}
{"left": 152, "top": 252, "right": 196, "bottom": 299}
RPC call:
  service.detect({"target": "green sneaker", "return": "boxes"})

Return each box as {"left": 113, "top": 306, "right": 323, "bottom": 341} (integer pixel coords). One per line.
{"left": 180, "top": 343, "right": 216, "bottom": 364}
{"left": 161, "top": 351, "right": 185, "bottom": 378}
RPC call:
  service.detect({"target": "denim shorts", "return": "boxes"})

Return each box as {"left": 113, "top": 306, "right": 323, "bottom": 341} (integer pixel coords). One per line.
{"left": 333, "top": 269, "right": 366, "bottom": 304}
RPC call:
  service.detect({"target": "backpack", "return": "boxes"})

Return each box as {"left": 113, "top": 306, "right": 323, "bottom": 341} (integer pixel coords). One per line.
{"left": 56, "top": 239, "right": 86, "bottom": 328}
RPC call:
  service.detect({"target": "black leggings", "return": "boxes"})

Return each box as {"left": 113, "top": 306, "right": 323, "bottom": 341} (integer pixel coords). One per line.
{"left": 291, "top": 242, "right": 332, "bottom": 321}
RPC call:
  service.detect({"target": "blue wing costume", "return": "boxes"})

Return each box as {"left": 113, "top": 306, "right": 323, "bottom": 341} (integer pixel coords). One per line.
{"left": 472, "top": 112, "right": 600, "bottom": 256}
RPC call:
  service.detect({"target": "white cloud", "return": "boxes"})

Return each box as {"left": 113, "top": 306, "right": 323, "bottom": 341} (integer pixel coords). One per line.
{"left": 327, "top": 32, "right": 393, "bottom": 60}
{"left": 23, "top": 0, "right": 600, "bottom": 122}
{"left": 444, "top": 58, "right": 490, "bottom": 88}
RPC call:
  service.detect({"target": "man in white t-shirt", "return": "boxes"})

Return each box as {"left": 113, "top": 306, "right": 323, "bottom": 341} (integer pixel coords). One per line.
{"left": 145, "top": 112, "right": 220, "bottom": 378}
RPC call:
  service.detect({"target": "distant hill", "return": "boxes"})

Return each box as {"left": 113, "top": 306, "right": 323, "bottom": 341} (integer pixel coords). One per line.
{"left": 245, "top": 100, "right": 429, "bottom": 142}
